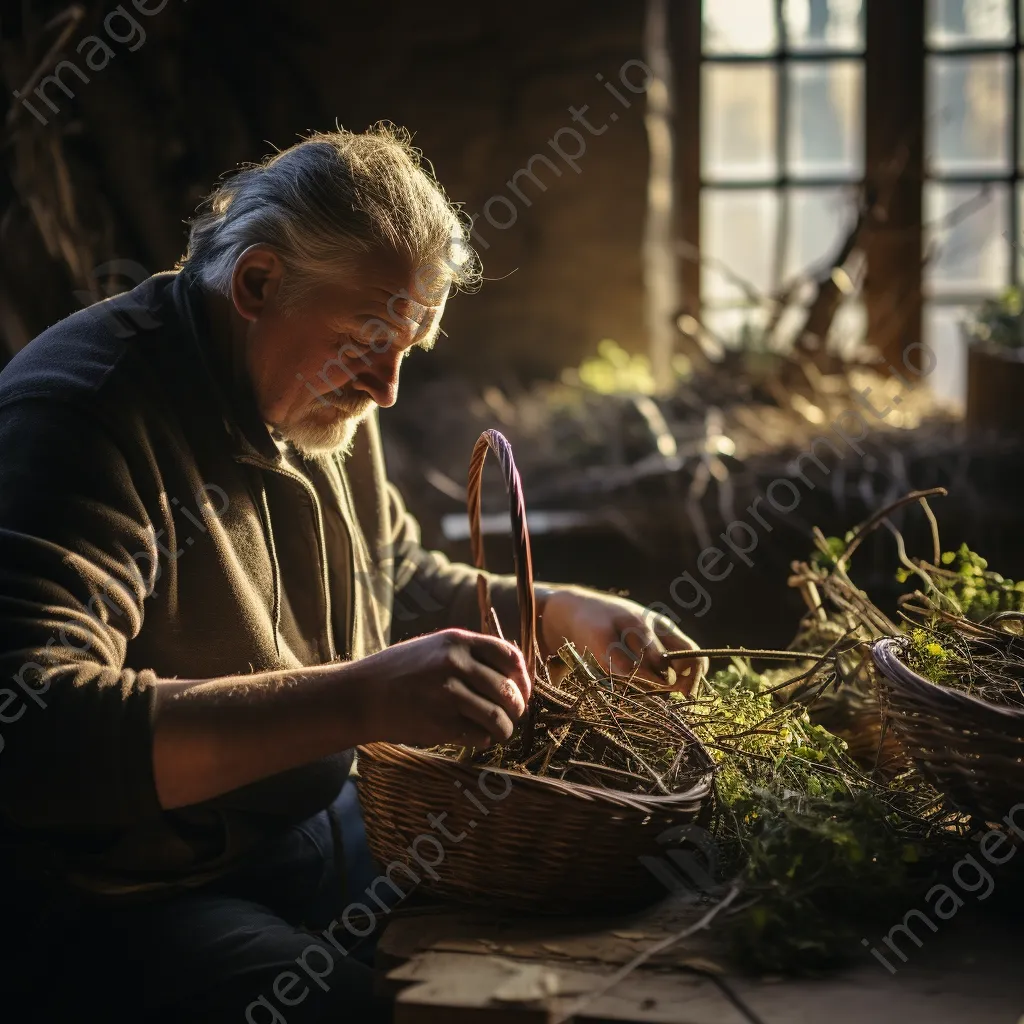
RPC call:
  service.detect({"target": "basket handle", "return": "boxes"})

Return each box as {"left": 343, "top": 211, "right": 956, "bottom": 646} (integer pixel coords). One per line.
{"left": 466, "top": 429, "right": 537, "bottom": 680}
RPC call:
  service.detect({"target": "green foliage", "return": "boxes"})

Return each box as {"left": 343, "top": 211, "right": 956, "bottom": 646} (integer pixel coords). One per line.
{"left": 568, "top": 338, "right": 692, "bottom": 395}
{"left": 966, "top": 287, "right": 1024, "bottom": 350}
{"left": 677, "top": 662, "right": 963, "bottom": 973}
{"left": 896, "top": 543, "right": 1024, "bottom": 707}
{"left": 904, "top": 628, "right": 953, "bottom": 684}
{"left": 726, "top": 788, "right": 922, "bottom": 970}
{"left": 811, "top": 534, "right": 851, "bottom": 570}
{"left": 929, "top": 543, "right": 1024, "bottom": 621}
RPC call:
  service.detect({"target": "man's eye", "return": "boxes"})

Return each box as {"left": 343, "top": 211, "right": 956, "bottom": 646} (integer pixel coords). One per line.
{"left": 338, "top": 334, "right": 370, "bottom": 352}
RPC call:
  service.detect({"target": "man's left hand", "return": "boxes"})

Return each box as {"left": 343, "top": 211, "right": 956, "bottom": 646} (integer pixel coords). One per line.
{"left": 535, "top": 585, "right": 706, "bottom": 694}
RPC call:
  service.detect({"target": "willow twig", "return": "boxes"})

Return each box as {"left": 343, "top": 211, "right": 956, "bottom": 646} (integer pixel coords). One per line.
{"left": 663, "top": 647, "right": 830, "bottom": 663}
{"left": 551, "top": 885, "right": 743, "bottom": 1024}
{"left": 838, "top": 487, "right": 948, "bottom": 569}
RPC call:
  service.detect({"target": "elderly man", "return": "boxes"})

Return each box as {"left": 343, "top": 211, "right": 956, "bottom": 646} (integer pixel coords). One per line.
{"left": 0, "top": 126, "right": 699, "bottom": 1022}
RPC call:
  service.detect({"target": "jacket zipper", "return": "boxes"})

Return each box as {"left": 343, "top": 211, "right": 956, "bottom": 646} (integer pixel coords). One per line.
{"left": 238, "top": 455, "right": 337, "bottom": 663}
{"left": 332, "top": 459, "right": 357, "bottom": 656}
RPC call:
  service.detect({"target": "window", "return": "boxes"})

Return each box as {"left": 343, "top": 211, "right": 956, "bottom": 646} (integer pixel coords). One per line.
{"left": 690, "top": 0, "right": 1024, "bottom": 403}
{"left": 699, "top": 0, "right": 867, "bottom": 354}
{"left": 924, "top": 0, "right": 1022, "bottom": 401}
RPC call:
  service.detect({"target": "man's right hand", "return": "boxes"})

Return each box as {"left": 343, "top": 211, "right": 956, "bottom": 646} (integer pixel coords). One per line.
{"left": 154, "top": 628, "right": 533, "bottom": 809}
{"left": 356, "top": 628, "right": 532, "bottom": 750}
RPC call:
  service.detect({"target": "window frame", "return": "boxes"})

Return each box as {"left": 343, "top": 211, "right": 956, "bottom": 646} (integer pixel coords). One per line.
{"left": 676, "top": 0, "right": 1024, "bottom": 379}
{"left": 923, "top": 1, "right": 1023, "bottom": 305}
{"left": 683, "top": 0, "right": 869, "bottom": 354}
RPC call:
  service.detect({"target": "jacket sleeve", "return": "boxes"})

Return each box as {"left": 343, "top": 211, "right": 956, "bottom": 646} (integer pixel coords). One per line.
{"left": 0, "top": 399, "right": 163, "bottom": 831}
{"left": 384, "top": 481, "right": 528, "bottom": 644}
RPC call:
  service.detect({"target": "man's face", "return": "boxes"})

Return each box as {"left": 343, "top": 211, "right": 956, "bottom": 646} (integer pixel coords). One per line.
{"left": 240, "top": 250, "right": 450, "bottom": 457}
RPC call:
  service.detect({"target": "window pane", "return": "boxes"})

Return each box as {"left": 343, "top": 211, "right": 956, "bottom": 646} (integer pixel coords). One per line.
{"left": 784, "top": 0, "right": 865, "bottom": 51}
{"left": 702, "top": 306, "right": 772, "bottom": 349}
{"left": 829, "top": 298, "right": 868, "bottom": 358}
{"left": 702, "top": 299, "right": 865, "bottom": 355}
{"left": 924, "top": 304, "right": 969, "bottom": 404}
{"left": 925, "top": 183, "right": 1009, "bottom": 296}
{"left": 927, "top": 55, "right": 1010, "bottom": 174}
{"left": 927, "top": 0, "right": 1013, "bottom": 48}
{"left": 1020, "top": 52, "right": 1024, "bottom": 169}
{"left": 701, "top": 189, "right": 779, "bottom": 302}
{"left": 772, "top": 298, "right": 867, "bottom": 353}
{"left": 787, "top": 61, "right": 864, "bottom": 178}
{"left": 782, "top": 187, "right": 859, "bottom": 279}
{"left": 1017, "top": 183, "right": 1024, "bottom": 280}
{"left": 771, "top": 304, "right": 813, "bottom": 349}
{"left": 703, "top": 0, "right": 778, "bottom": 54}
{"left": 703, "top": 65, "right": 778, "bottom": 181}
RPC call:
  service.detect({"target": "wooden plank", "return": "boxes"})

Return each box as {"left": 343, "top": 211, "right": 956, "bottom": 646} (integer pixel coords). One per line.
{"left": 388, "top": 951, "right": 749, "bottom": 1024}
{"left": 380, "top": 896, "right": 1024, "bottom": 1022}
{"left": 722, "top": 971, "right": 1022, "bottom": 1024}
{"left": 722, "top": 908, "right": 1024, "bottom": 1024}
{"left": 377, "top": 901, "right": 732, "bottom": 974}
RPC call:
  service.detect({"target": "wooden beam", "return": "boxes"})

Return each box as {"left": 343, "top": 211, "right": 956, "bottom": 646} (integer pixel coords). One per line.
{"left": 863, "top": 0, "right": 925, "bottom": 372}
{"left": 669, "top": 0, "right": 702, "bottom": 322}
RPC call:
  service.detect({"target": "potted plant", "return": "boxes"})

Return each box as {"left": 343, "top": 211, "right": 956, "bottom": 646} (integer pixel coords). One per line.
{"left": 963, "top": 287, "right": 1024, "bottom": 433}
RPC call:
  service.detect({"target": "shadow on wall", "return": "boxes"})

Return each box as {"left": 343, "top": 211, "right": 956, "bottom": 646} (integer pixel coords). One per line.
{"left": 1, "top": 0, "right": 650, "bottom": 384}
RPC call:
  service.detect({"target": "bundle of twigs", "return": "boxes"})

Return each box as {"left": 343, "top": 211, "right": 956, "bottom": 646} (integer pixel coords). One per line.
{"left": 435, "top": 641, "right": 712, "bottom": 796}
{"left": 789, "top": 486, "right": 1024, "bottom": 708}
{"left": 899, "top": 620, "right": 1024, "bottom": 710}
{"left": 783, "top": 489, "right": 952, "bottom": 773}
{"left": 896, "top": 560, "right": 1024, "bottom": 711}
{"left": 783, "top": 485, "right": 1024, "bottom": 830}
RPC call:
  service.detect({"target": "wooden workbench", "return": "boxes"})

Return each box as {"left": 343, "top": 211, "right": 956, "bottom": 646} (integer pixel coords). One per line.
{"left": 376, "top": 894, "right": 1024, "bottom": 1023}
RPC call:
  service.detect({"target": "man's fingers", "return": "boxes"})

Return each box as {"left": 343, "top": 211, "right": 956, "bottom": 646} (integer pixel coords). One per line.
{"left": 608, "top": 615, "right": 664, "bottom": 677}
{"left": 607, "top": 614, "right": 703, "bottom": 690}
{"left": 658, "top": 624, "right": 706, "bottom": 676}
{"left": 651, "top": 622, "right": 707, "bottom": 693}
{"left": 466, "top": 633, "right": 532, "bottom": 703}
{"left": 445, "top": 677, "right": 517, "bottom": 743}
{"left": 462, "top": 659, "right": 527, "bottom": 721}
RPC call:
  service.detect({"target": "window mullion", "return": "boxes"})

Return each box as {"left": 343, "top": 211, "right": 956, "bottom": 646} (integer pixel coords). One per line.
{"left": 773, "top": 0, "right": 788, "bottom": 296}
{"left": 864, "top": 0, "right": 926, "bottom": 371}
{"left": 1013, "top": 1, "right": 1021, "bottom": 284}
{"left": 671, "top": 0, "right": 703, "bottom": 321}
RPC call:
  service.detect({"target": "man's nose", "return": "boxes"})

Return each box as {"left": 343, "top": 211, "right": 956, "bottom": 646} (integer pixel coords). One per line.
{"left": 353, "top": 352, "right": 402, "bottom": 408}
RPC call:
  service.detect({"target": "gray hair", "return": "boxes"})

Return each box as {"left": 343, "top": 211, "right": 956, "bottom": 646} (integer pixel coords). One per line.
{"left": 178, "top": 123, "right": 480, "bottom": 308}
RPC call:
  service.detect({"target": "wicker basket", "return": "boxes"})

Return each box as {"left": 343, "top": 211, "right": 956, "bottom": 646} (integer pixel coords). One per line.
{"left": 809, "top": 668, "right": 909, "bottom": 777}
{"left": 357, "top": 429, "right": 715, "bottom": 914}
{"left": 871, "top": 636, "right": 1024, "bottom": 823}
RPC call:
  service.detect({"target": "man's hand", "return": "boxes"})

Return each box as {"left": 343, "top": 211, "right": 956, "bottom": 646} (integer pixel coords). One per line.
{"left": 537, "top": 586, "right": 706, "bottom": 694}
{"left": 361, "top": 628, "right": 532, "bottom": 749}
{"left": 153, "top": 628, "right": 531, "bottom": 810}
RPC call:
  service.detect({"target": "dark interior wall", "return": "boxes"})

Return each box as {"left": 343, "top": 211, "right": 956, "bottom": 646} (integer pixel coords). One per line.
{"left": 288, "top": 0, "right": 650, "bottom": 380}
{"left": 2, "top": 0, "right": 650, "bottom": 381}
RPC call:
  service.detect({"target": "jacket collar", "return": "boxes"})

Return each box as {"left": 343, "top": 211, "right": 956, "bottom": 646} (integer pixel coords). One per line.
{"left": 170, "top": 269, "right": 283, "bottom": 467}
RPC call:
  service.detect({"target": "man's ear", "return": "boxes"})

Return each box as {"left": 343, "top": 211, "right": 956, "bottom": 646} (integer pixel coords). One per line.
{"left": 230, "top": 245, "right": 284, "bottom": 322}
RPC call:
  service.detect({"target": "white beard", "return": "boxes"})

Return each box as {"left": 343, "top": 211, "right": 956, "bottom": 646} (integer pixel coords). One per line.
{"left": 275, "top": 399, "right": 373, "bottom": 458}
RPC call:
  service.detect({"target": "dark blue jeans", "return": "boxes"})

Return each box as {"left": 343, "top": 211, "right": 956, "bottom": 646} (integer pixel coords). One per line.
{"left": 13, "top": 779, "right": 395, "bottom": 1023}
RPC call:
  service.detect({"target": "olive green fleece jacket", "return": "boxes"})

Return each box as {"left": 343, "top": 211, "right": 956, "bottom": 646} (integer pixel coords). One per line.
{"left": 0, "top": 269, "right": 521, "bottom": 897}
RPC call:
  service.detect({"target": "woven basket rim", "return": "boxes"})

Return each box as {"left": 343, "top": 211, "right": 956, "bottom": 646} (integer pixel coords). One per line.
{"left": 870, "top": 636, "right": 1024, "bottom": 724}
{"left": 357, "top": 741, "right": 716, "bottom": 812}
